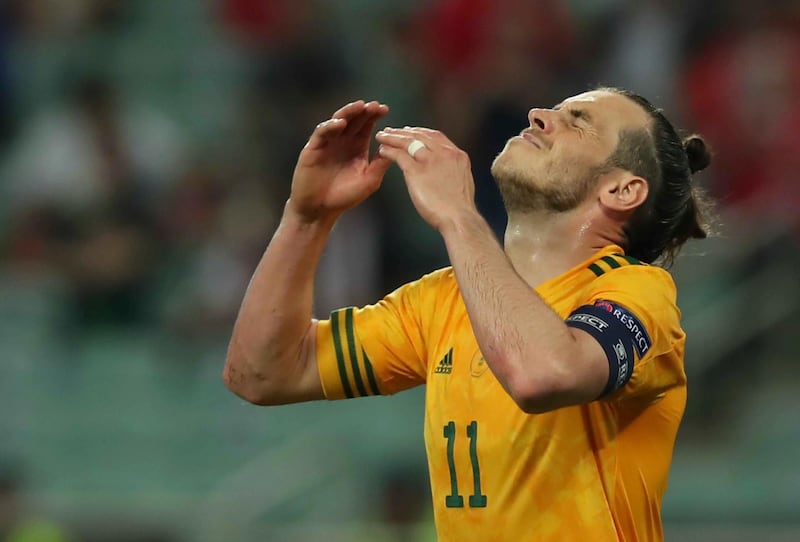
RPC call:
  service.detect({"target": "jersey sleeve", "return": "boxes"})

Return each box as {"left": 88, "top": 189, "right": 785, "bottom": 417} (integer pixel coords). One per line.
{"left": 316, "top": 271, "right": 444, "bottom": 399}
{"left": 565, "top": 265, "right": 686, "bottom": 401}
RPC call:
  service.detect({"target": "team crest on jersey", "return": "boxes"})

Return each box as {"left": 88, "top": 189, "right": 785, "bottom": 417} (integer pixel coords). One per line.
{"left": 470, "top": 349, "right": 489, "bottom": 378}
{"left": 434, "top": 348, "right": 454, "bottom": 375}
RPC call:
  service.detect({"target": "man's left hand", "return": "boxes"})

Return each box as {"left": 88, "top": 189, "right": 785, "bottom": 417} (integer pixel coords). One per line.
{"left": 376, "top": 127, "right": 478, "bottom": 232}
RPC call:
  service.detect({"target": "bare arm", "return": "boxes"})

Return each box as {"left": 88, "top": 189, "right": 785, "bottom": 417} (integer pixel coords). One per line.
{"left": 375, "top": 128, "right": 607, "bottom": 413}
{"left": 224, "top": 100, "right": 391, "bottom": 405}
{"left": 223, "top": 206, "right": 331, "bottom": 405}
{"left": 437, "top": 210, "right": 607, "bottom": 412}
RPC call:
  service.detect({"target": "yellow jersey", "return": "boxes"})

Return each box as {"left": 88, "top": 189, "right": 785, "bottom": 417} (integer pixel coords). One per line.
{"left": 316, "top": 245, "right": 686, "bottom": 542}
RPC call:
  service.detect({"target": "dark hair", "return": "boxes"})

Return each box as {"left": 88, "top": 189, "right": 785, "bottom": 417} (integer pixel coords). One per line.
{"left": 600, "top": 87, "right": 715, "bottom": 266}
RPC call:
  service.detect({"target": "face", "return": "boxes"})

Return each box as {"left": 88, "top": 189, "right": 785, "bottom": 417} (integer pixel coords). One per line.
{"left": 491, "top": 90, "right": 651, "bottom": 213}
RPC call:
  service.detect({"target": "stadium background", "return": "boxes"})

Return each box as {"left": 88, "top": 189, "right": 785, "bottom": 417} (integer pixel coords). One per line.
{"left": 0, "top": 0, "right": 798, "bottom": 540}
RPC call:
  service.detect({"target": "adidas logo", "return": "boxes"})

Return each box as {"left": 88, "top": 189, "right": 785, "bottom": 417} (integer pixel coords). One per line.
{"left": 434, "top": 348, "right": 454, "bottom": 375}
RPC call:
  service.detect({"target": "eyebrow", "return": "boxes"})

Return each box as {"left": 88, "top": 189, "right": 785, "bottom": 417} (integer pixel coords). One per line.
{"left": 554, "top": 103, "right": 593, "bottom": 123}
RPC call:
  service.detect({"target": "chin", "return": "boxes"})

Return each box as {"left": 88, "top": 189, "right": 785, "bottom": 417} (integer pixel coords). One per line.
{"left": 493, "top": 136, "right": 539, "bottom": 169}
{"left": 491, "top": 147, "right": 518, "bottom": 178}
{"left": 491, "top": 149, "right": 534, "bottom": 187}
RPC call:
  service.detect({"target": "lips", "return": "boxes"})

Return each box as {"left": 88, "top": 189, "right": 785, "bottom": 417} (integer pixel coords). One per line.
{"left": 520, "top": 131, "right": 542, "bottom": 149}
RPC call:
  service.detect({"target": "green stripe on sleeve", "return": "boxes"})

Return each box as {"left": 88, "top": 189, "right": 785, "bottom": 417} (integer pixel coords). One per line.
{"left": 362, "top": 348, "right": 381, "bottom": 396}
{"left": 344, "top": 308, "right": 368, "bottom": 397}
{"left": 600, "top": 255, "right": 622, "bottom": 269}
{"left": 588, "top": 263, "right": 605, "bottom": 277}
{"left": 615, "top": 254, "right": 643, "bottom": 266}
{"left": 331, "top": 310, "right": 354, "bottom": 398}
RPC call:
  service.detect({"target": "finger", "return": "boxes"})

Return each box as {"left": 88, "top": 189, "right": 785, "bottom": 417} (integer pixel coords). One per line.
{"left": 377, "top": 129, "right": 435, "bottom": 151}
{"left": 355, "top": 103, "right": 390, "bottom": 139}
{"left": 406, "top": 126, "right": 449, "bottom": 143}
{"left": 402, "top": 126, "right": 437, "bottom": 135}
{"left": 376, "top": 130, "right": 433, "bottom": 161}
{"left": 332, "top": 100, "right": 366, "bottom": 120}
{"left": 345, "top": 100, "right": 383, "bottom": 137}
{"left": 306, "top": 117, "right": 348, "bottom": 149}
{"left": 375, "top": 130, "right": 417, "bottom": 148}
{"left": 388, "top": 127, "right": 463, "bottom": 158}
{"left": 378, "top": 144, "right": 419, "bottom": 172}
{"left": 365, "top": 153, "right": 393, "bottom": 183}
{"left": 395, "top": 126, "right": 451, "bottom": 147}
{"left": 382, "top": 127, "right": 436, "bottom": 148}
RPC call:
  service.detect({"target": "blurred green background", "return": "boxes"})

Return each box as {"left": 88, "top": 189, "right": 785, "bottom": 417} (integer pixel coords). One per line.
{"left": 0, "top": 0, "right": 798, "bottom": 540}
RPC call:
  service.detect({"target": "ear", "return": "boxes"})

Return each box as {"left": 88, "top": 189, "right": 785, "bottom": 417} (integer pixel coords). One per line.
{"left": 598, "top": 172, "right": 648, "bottom": 213}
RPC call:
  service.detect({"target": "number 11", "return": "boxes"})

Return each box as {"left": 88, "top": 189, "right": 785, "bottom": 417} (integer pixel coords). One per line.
{"left": 443, "top": 420, "right": 487, "bottom": 508}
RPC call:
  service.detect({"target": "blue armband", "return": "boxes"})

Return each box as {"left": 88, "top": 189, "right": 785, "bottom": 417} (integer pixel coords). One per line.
{"left": 565, "top": 300, "right": 652, "bottom": 396}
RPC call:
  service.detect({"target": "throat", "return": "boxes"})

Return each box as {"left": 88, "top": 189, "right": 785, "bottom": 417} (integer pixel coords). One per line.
{"left": 503, "top": 210, "right": 604, "bottom": 287}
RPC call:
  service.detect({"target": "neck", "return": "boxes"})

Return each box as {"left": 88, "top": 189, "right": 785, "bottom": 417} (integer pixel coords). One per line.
{"left": 503, "top": 205, "right": 616, "bottom": 287}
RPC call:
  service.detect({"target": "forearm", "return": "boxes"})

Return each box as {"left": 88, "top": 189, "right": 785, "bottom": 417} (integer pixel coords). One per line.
{"left": 439, "top": 211, "right": 580, "bottom": 407}
{"left": 224, "top": 201, "right": 334, "bottom": 401}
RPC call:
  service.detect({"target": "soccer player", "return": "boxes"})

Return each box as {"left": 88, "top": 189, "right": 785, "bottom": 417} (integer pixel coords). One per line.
{"left": 223, "top": 88, "right": 712, "bottom": 541}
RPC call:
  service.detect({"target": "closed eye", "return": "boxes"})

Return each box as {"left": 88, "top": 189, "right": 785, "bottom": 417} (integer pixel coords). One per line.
{"left": 553, "top": 103, "right": 593, "bottom": 126}
{"left": 569, "top": 109, "right": 587, "bottom": 121}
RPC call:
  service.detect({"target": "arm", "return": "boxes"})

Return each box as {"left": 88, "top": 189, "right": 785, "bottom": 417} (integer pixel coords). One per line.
{"left": 375, "top": 128, "right": 607, "bottom": 413}
{"left": 437, "top": 210, "right": 607, "bottom": 412}
{"left": 223, "top": 206, "right": 331, "bottom": 405}
{"left": 224, "top": 100, "right": 391, "bottom": 405}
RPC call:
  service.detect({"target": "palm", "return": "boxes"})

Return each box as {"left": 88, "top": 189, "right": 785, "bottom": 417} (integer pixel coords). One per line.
{"left": 296, "top": 137, "right": 372, "bottom": 207}
{"left": 290, "top": 101, "right": 391, "bottom": 221}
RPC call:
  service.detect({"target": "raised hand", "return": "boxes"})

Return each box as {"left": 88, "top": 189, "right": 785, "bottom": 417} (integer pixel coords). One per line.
{"left": 375, "top": 127, "right": 478, "bottom": 232}
{"left": 288, "top": 100, "right": 391, "bottom": 224}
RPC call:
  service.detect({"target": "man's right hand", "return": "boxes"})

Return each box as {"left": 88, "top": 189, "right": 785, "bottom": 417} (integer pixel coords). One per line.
{"left": 288, "top": 100, "right": 391, "bottom": 223}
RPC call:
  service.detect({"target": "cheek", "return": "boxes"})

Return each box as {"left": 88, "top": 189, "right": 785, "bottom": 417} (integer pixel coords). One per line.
{"left": 550, "top": 147, "right": 602, "bottom": 176}
{"left": 542, "top": 152, "right": 597, "bottom": 191}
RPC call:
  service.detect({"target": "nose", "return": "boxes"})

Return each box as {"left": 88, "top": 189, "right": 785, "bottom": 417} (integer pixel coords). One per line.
{"left": 528, "top": 108, "right": 557, "bottom": 134}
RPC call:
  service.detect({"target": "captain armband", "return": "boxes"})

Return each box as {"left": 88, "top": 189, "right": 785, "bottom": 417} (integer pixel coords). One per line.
{"left": 565, "top": 300, "right": 652, "bottom": 396}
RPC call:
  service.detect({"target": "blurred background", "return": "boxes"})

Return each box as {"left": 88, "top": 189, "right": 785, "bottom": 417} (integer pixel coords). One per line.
{"left": 0, "top": 0, "right": 798, "bottom": 540}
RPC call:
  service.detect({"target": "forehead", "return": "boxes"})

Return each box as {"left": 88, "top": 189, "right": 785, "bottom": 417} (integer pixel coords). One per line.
{"left": 559, "top": 90, "right": 651, "bottom": 133}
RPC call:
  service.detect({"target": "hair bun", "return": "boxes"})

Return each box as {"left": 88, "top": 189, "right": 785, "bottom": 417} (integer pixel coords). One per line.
{"left": 683, "top": 135, "right": 711, "bottom": 174}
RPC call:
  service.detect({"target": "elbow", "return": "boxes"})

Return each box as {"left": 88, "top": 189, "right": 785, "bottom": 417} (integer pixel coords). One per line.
{"left": 504, "top": 356, "right": 574, "bottom": 414}
{"left": 509, "top": 384, "right": 562, "bottom": 415}
{"left": 514, "top": 395, "right": 563, "bottom": 415}
{"left": 222, "top": 345, "right": 276, "bottom": 406}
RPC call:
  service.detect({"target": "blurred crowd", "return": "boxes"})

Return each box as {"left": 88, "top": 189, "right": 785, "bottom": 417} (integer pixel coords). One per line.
{"left": 0, "top": 0, "right": 798, "bottom": 341}
{"left": 0, "top": 0, "right": 799, "bottom": 539}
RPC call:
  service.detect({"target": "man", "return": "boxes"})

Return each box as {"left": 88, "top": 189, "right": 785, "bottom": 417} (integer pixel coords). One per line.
{"left": 223, "top": 88, "right": 712, "bottom": 541}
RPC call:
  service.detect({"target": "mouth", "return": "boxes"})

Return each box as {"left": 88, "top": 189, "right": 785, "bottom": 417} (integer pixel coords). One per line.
{"left": 519, "top": 130, "right": 542, "bottom": 149}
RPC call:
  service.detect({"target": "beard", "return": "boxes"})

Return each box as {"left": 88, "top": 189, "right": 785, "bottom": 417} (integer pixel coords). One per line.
{"left": 490, "top": 155, "right": 598, "bottom": 214}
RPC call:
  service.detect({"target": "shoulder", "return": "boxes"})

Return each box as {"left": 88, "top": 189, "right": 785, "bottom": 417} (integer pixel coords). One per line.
{"left": 404, "top": 266, "right": 459, "bottom": 296}
{"left": 378, "top": 267, "right": 459, "bottom": 312}
{"left": 583, "top": 256, "right": 677, "bottom": 305}
{"left": 575, "top": 257, "right": 681, "bottom": 338}
{"left": 420, "top": 266, "right": 457, "bottom": 284}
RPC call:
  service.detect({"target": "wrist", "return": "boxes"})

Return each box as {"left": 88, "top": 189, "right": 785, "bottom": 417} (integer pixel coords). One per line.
{"left": 284, "top": 199, "right": 339, "bottom": 232}
{"left": 438, "top": 207, "right": 488, "bottom": 238}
